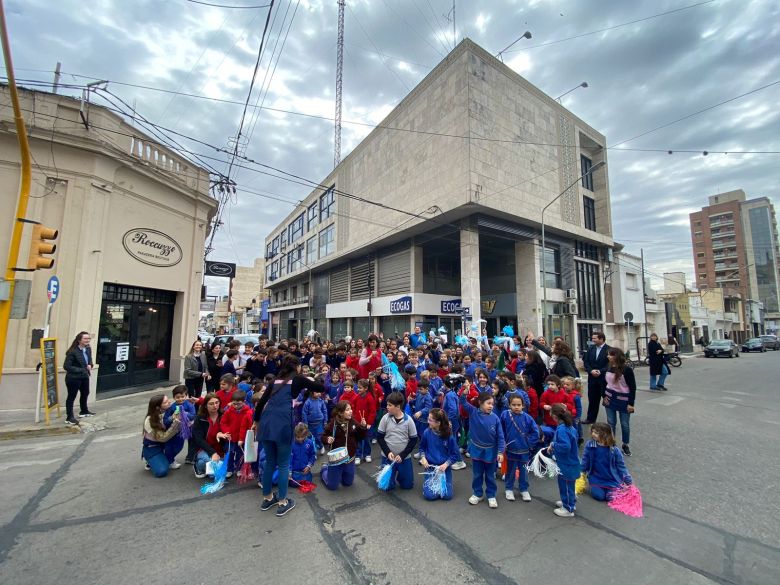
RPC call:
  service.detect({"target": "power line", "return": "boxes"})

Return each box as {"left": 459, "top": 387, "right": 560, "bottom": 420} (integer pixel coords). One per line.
{"left": 184, "top": 0, "right": 272, "bottom": 8}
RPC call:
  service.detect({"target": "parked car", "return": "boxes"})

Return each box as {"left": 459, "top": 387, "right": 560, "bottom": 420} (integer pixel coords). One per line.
{"left": 760, "top": 334, "right": 780, "bottom": 350}
{"left": 212, "top": 334, "right": 260, "bottom": 348}
{"left": 741, "top": 338, "right": 766, "bottom": 353}
{"left": 704, "top": 339, "right": 740, "bottom": 358}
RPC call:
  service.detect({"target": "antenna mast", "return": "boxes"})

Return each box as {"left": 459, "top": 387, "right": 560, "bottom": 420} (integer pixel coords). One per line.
{"left": 334, "top": 0, "right": 345, "bottom": 168}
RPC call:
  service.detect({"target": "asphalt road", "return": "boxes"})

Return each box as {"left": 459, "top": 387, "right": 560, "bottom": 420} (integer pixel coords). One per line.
{"left": 1, "top": 353, "right": 778, "bottom": 585}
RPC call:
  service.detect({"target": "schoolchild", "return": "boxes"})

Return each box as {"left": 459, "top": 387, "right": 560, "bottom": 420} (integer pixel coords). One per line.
{"left": 290, "top": 422, "right": 316, "bottom": 484}
{"left": 325, "top": 369, "right": 343, "bottom": 418}
{"left": 353, "top": 379, "right": 377, "bottom": 464}
{"left": 412, "top": 379, "right": 433, "bottom": 458}
{"left": 163, "top": 384, "right": 196, "bottom": 465}
{"left": 302, "top": 388, "right": 328, "bottom": 453}
{"left": 580, "top": 423, "right": 633, "bottom": 501}
{"left": 441, "top": 373, "right": 467, "bottom": 470}
{"left": 546, "top": 404, "right": 581, "bottom": 517}
{"left": 540, "top": 375, "right": 576, "bottom": 428}
{"left": 419, "top": 408, "right": 460, "bottom": 500}
{"left": 500, "top": 394, "right": 539, "bottom": 502}
{"left": 561, "top": 376, "right": 584, "bottom": 445}
{"left": 490, "top": 378, "right": 510, "bottom": 415}
{"left": 215, "top": 374, "right": 237, "bottom": 411}
{"left": 376, "top": 392, "right": 418, "bottom": 490}
{"left": 320, "top": 401, "right": 368, "bottom": 490}
{"left": 219, "top": 389, "right": 254, "bottom": 476}
{"left": 339, "top": 380, "right": 359, "bottom": 410}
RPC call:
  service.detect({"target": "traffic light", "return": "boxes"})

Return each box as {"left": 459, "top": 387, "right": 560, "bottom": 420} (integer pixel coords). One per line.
{"left": 27, "top": 223, "right": 58, "bottom": 270}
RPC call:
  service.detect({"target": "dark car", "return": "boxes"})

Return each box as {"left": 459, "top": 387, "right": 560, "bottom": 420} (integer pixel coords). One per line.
{"left": 704, "top": 339, "right": 740, "bottom": 358}
{"left": 741, "top": 338, "right": 766, "bottom": 353}
{"left": 760, "top": 335, "right": 780, "bottom": 350}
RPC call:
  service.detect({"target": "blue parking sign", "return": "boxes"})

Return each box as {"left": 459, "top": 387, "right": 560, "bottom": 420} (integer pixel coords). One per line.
{"left": 47, "top": 276, "right": 60, "bottom": 304}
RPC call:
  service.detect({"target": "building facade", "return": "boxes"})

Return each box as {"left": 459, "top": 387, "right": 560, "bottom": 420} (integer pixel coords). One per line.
{"left": 264, "top": 40, "right": 614, "bottom": 352}
{"left": 0, "top": 86, "right": 217, "bottom": 408}
{"left": 605, "top": 251, "right": 648, "bottom": 356}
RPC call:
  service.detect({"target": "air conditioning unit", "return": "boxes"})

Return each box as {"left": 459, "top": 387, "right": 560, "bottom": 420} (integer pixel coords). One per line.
{"left": 562, "top": 299, "right": 579, "bottom": 315}
{"left": 565, "top": 289, "right": 578, "bottom": 300}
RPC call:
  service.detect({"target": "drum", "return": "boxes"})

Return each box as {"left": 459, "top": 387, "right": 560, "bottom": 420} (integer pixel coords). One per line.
{"left": 327, "top": 446, "right": 350, "bottom": 465}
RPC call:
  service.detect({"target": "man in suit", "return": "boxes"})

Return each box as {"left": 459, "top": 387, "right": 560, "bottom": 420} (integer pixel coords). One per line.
{"left": 583, "top": 331, "right": 609, "bottom": 424}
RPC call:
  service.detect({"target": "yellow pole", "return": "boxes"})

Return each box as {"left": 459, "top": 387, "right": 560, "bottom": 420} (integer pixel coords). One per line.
{"left": 0, "top": 0, "right": 33, "bottom": 382}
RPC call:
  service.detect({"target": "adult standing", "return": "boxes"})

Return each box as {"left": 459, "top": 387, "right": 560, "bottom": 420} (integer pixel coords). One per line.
{"left": 523, "top": 350, "right": 549, "bottom": 394}
{"left": 583, "top": 331, "right": 610, "bottom": 424}
{"left": 410, "top": 326, "right": 426, "bottom": 349}
{"left": 206, "top": 343, "right": 223, "bottom": 392}
{"left": 603, "top": 348, "right": 636, "bottom": 457}
{"left": 531, "top": 334, "right": 577, "bottom": 378}
{"left": 63, "top": 331, "right": 95, "bottom": 425}
{"left": 183, "top": 340, "right": 210, "bottom": 399}
{"left": 359, "top": 334, "right": 383, "bottom": 381}
{"left": 647, "top": 333, "right": 670, "bottom": 391}
{"left": 253, "top": 355, "right": 324, "bottom": 517}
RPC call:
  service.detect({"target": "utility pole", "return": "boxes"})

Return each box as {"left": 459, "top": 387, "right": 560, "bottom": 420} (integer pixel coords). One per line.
{"left": 334, "top": 0, "right": 345, "bottom": 168}
{"left": 641, "top": 248, "right": 649, "bottom": 343}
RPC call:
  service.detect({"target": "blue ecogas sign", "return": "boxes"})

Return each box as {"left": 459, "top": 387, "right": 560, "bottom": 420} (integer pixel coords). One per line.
{"left": 440, "top": 299, "right": 462, "bottom": 314}
{"left": 390, "top": 295, "right": 412, "bottom": 314}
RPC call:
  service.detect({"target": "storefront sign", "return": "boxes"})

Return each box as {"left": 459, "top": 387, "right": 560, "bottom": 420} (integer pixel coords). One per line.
{"left": 115, "top": 342, "right": 130, "bottom": 362}
{"left": 390, "top": 295, "right": 412, "bottom": 314}
{"left": 200, "top": 300, "right": 216, "bottom": 312}
{"left": 441, "top": 299, "right": 462, "bottom": 314}
{"left": 122, "top": 228, "right": 183, "bottom": 267}
{"left": 156, "top": 359, "right": 166, "bottom": 369}
{"left": 205, "top": 261, "right": 237, "bottom": 278}
{"left": 481, "top": 300, "right": 497, "bottom": 315}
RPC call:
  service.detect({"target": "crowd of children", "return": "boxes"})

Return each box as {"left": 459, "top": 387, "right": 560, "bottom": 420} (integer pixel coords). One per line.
{"left": 141, "top": 331, "right": 636, "bottom": 518}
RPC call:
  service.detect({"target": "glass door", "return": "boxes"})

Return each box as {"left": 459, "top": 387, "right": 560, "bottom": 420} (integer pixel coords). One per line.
{"left": 97, "top": 302, "right": 133, "bottom": 389}
{"left": 131, "top": 303, "right": 173, "bottom": 385}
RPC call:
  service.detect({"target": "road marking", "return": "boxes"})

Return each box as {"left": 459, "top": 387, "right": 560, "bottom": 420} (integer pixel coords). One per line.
{"left": 94, "top": 432, "right": 138, "bottom": 443}
{"left": 761, "top": 419, "right": 780, "bottom": 425}
{"left": 718, "top": 396, "right": 743, "bottom": 402}
{"left": 0, "top": 458, "right": 62, "bottom": 472}
{"left": 10, "top": 431, "right": 138, "bottom": 452}
{"left": 722, "top": 390, "right": 751, "bottom": 396}
{"left": 645, "top": 395, "right": 685, "bottom": 406}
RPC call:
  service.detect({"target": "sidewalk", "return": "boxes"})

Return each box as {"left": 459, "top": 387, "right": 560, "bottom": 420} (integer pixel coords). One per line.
{"left": 0, "top": 384, "right": 174, "bottom": 441}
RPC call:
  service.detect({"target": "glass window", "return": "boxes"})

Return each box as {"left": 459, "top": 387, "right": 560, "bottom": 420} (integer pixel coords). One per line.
{"left": 575, "top": 261, "right": 602, "bottom": 320}
{"left": 575, "top": 240, "right": 599, "bottom": 260}
{"left": 271, "top": 235, "right": 280, "bottom": 256}
{"left": 288, "top": 213, "right": 304, "bottom": 243}
{"left": 319, "top": 224, "right": 335, "bottom": 258}
{"left": 307, "top": 203, "right": 318, "bottom": 231}
{"left": 306, "top": 237, "right": 317, "bottom": 265}
{"left": 288, "top": 247, "right": 302, "bottom": 272}
{"left": 265, "top": 241, "right": 273, "bottom": 259}
{"left": 320, "top": 187, "right": 335, "bottom": 221}
{"left": 580, "top": 155, "right": 594, "bottom": 191}
{"left": 583, "top": 196, "right": 596, "bottom": 231}
{"left": 279, "top": 254, "right": 287, "bottom": 277}
{"left": 539, "top": 246, "right": 561, "bottom": 289}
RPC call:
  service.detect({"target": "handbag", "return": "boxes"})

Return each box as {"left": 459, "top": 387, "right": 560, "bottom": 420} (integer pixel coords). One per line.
{"left": 243, "top": 429, "right": 258, "bottom": 463}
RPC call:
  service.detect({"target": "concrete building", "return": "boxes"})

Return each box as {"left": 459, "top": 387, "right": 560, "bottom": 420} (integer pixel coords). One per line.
{"left": 0, "top": 85, "right": 217, "bottom": 408}
{"left": 230, "top": 257, "right": 268, "bottom": 333}
{"left": 689, "top": 189, "right": 780, "bottom": 338}
{"left": 605, "top": 250, "right": 648, "bottom": 355}
{"left": 264, "top": 40, "right": 613, "bottom": 352}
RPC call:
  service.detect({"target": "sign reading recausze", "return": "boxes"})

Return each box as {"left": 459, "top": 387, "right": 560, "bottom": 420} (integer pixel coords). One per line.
{"left": 122, "top": 228, "right": 183, "bottom": 267}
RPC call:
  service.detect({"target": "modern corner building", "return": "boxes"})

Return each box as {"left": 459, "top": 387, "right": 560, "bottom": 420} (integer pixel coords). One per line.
{"left": 0, "top": 85, "right": 217, "bottom": 409}
{"left": 689, "top": 189, "right": 780, "bottom": 338}
{"left": 264, "top": 39, "right": 613, "bottom": 352}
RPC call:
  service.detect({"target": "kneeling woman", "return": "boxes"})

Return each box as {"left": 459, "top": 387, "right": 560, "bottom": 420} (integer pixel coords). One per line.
{"left": 142, "top": 394, "right": 181, "bottom": 478}
{"left": 419, "top": 408, "right": 459, "bottom": 500}
{"left": 191, "top": 393, "right": 225, "bottom": 478}
{"left": 320, "top": 401, "right": 367, "bottom": 490}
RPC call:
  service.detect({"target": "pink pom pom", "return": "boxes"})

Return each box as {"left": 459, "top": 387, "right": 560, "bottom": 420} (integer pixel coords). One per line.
{"left": 608, "top": 484, "right": 643, "bottom": 518}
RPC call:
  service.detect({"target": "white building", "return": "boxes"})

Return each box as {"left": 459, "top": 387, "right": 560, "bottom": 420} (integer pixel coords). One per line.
{"left": 606, "top": 250, "right": 648, "bottom": 354}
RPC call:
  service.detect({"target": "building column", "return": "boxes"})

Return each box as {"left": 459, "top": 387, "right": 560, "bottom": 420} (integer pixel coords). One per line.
{"left": 515, "top": 239, "right": 541, "bottom": 338}
{"left": 460, "top": 225, "right": 481, "bottom": 325}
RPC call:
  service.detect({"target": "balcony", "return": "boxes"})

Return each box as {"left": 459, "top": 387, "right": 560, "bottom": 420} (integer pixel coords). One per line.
{"left": 712, "top": 240, "right": 736, "bottom": 250}
{"left": 711, "top": 230, "right": 735, "bottom": 239}
{"left": 714, "top": 264, "right": 739, "bottom": 272}
{"left": 713, "top": 251, "right": 737, "bottom": 260}
{"left": 715, "top": 276, "right": 740, "bottom": 284}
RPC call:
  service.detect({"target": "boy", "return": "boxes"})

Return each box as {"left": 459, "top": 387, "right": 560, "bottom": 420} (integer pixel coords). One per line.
{"left": 412, "top": 380, "right": 433, "bottom": 459}
{"left": 302, "top": 388, "right": 328, "bottom": 454}
{"left": 219, "top": 389, "right": 254, "bottom": 477}
{"left": 353, "top": 379, "right": 377, "bottom": 464}
{"left": 500, "top": 394, "right": 539, "bottom": 502}
{"left": 376, "top": 392, "right": 418, "bottom": 490}
{"left": 163, "top": 385, "right": 196, "bottom": 467}
{"left": 339, "top": 380, "right": 359, "bottom": 409}
{"left": 290, "top": 423, "right": 316, "bottom": 484}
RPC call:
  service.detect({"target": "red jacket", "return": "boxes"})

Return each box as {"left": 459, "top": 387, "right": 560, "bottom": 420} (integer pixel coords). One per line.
{"left": 358, "top": 349, "right": 383, "bottom": 381}
{"left": 215, "top": 387, "right": 235, "bottom": 411}
{"left": 437, "top": 367, "right": 450, "bottom": 380}
{"left": 459, "top": 385, "right": 480, "bottom": 418}
{"left": 352, "top": 391, "right": 377, "bottom": 426}
{"left": 345, "top": 355, "right": 360, "bottom": 372}
{"left": 540, "top": 388, "right": 576, "bottom": 426}
{"left": 526, "top": 387, "right": 540, "bottom": 419}
{"left": 370, "top": 383, "right": 384, "bottom": 409}
{"left": 339, "top": 389, "right": 359, "bottom": 410}
{"left": 219, "top": 403, "right": 253, "bottom": 443}
{"left": 405, "top": 378, "right": 418, "bottom": 402}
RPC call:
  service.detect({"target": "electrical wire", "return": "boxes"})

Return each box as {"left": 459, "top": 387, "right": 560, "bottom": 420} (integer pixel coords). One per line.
{"left": 184, "top": 0, "right": 272, "bottom": 8}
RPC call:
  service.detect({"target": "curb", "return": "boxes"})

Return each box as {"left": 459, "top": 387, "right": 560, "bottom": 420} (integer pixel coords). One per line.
{"left": 0, "top": 424, "right": 82, "bottom": 441}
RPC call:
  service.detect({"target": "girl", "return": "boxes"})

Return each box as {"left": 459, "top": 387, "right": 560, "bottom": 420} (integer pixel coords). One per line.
{"left": 491, "top": 378, "right": 510, "bottom": 415}
{"left": 500, "top": 394, "right": 539, "bottom": 502}
{"left": 215, "top": 374, "right": 237, "bottom": 411}
{"left": 321, "top": 400, "right": 368, "bottom": 490}
{"left": 459, "top": 382, "right": 506, "bottom": 508}
{"left": 540, "top": 375, "right": 576, "bottom": 428}
{"left": 141, "top": 394, "right": 181, "bottom": 478}
{"left": 603, "top": 348, "right": 636, "bottom": 457}
{"left": 205, "top": 343, "right": 223, "bottom": 392}
{"left": 580, "top": 423, "right": 633, "bottom": 501}
{"left": 325, "top": 369, "right": 343, "bottom": 419}
{"left": 419, "top": 408, "right": 460, "bottom": 500}
{"left": 561, "top": 376, "right": 584, "bottom": 445}
{"left": 191, "top": 393, "right": 224, "bottom": 479}
{"left": 546, "top": 404, "right": 580, "bottom": 517}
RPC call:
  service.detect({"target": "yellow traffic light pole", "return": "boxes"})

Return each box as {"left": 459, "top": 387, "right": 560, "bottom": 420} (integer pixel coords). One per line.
{"left": 0, "top": 0, "right": 33, "bottom": 382}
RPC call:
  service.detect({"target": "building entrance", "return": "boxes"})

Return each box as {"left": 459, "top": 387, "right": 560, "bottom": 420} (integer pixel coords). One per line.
{"left": 96, "top": 284, "right": 175, "bottom": 392}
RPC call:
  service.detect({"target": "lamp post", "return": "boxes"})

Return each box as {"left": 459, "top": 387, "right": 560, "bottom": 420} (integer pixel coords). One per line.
{"left": 541, "top": 160, "right": 605, "bottom": 337}
{"left": 496, "top": 31, "right": 532, "bottom": 62}
{"left": 556, "top": 81, "right": 588, "bottom": 102}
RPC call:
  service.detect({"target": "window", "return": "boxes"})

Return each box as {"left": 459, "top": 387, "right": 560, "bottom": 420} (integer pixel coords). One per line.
{"left": 694, "top": 231, "right": 703, "bottom": 237}
{"left": 575, "top": 261, "right": 601, "bottom": 320}
{"left": 279, "top": 254, "right": 287, "bottom": 277}
{"left": 539, "top": 246, "right": 561, "bottom": 289}
{"left": 271, "top": 235, "right": 280, "bottom": 256}
{"left": 291, "top": 286, "right": 297, "bottom": 300}
{"left": 700, "top": 274, "right": 708, "bottom": 279}
{"left": 265, "top": 241, "right": 273, "bottom": 259}
{"left": 575, "top": 240, "right": 599, "bottom": 260}
{"left": 696, "top": 252, "right": 705, "bottom": 258}
{"left": 626, "top": 273, "right": 638, "bottom": 290}
{"left": 306, "top": 236, "right": 317, "bottom": 265}
{"left": 274, "top": 292, "right": 279, "bottom": 303}
{"left": 282, "top": 289, "right": 288, "bottom": 301}
{"left": 319, "top": 224, "right": 335, "bottom": 258}
{"left": 580, "top": 155, "right": 594, "bottom": 191}
{"left": 695, "top": 221, "right": 702, "bottom": 227}
{"left": 303, "top": 282, "right": 309, "bottom": 297}
{"left": 288, "top": 246, "right": 302, "bottom": 272}
{"left": 583, "top": 196, "right": 596, "bottom": 231}
{"left": 320, "top": 186, "right": 335, "bottom": 221}
{"left": 288, "top": 213, "right": 304, "bottom": 243}
{"left": 307, "top": 203, "right": 318, "bottom": 231}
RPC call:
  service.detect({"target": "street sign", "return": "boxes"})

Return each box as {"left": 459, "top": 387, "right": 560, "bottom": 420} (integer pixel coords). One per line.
{"left": 462, "top": 307, "right": 471, "bottom": 316}
{"left": 46, "top": 276, "right": 60, "bottom": 304}
{"left": 623, "top": 311, "right": 634, "bottom": 322}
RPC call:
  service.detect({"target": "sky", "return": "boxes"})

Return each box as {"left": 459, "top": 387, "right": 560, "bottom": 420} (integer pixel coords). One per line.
{"left": 4, "top": 0, "right": 779, "bottom": 296}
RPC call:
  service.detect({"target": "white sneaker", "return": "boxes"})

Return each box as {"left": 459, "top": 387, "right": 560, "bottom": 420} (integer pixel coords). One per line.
{"left": 488, "top": 498, "right": 498, "bottom": 508}
{"left": 556, "top": 500, "right": 563, "bottom": 507}
{"left": 451, "top": 461, "right": 467, "bottom": 470}
{"left": 464, "top": 452, "right": 471, "bottom": 458}
{"left": 226, "top": 471, "right": 233, "bottom": 478}
{"left": 364, "top": 455, "right": 372, "bottom": 463}
{"left": 505, "top": 490, "right": 515, "bottom": 501}
{"left": 355, "top": 457, "right": 361, "bottom": 466}
{"left": 144, "top": 463, "right": 151, "bottom": 471}
{"left": 554, "top": 507, "right": 575, "bottom": 517}
{"left": 195, "top": 471, "right": 206, "bottom": 479}
{"left": 520, "top": 491, "right": 532, "bottom": 502}
{"left": 468, "top": 495, "right": 484, "bottom": 505}
{"left": 413, "top": 452, "right": 421, "bottom": 459}
{"left": 169, "top": 461, "right": 182, "bottom": 470}
{"left": 371, "top": 438, "right": 377, "bottom": 444}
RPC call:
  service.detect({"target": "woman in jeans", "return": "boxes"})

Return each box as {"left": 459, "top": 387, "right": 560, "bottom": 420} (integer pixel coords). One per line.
{"left": 647, "top": 333, "right": 669, "bottom": 391}
{"left": 603, "top": 348, "right": 636, "bottom": 457}
{"left": 183, "top": 340, "right": 210, "bottom": 398}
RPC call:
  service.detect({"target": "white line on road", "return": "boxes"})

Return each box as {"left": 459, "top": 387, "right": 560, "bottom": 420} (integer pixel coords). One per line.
{"left": 0, "top": 458, "right": 62, "bottom": 471}
{"left": 718, "top": 396, "right": 743, "bottom": 402}
{"left": 93, "top": 432, "right": 139, "bottom": 443}
{"left": 722, "top": 390, "right": 751, "bottom": 396}
{"left": 645, "top": 395, "right": 685, "bottom": 406}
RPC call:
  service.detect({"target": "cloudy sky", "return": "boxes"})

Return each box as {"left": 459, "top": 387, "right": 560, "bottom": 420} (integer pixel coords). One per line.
{"left": 5, "top": 0, "right": 779, "bottom": 294}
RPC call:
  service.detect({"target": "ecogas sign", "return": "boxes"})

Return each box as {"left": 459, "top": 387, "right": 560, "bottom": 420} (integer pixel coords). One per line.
{"left": 122, "top": 229, "right": 183, "bottom": 267}
{"left": 441, "top": 299, "right": 462, "bottom": 314}
{"left": 390, "top": 295, "right": 412, "bottom": 314}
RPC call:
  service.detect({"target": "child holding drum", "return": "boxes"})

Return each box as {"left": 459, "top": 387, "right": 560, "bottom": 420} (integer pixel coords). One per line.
{"left": 320, "top": 400, "right": 368, "bottom": 490}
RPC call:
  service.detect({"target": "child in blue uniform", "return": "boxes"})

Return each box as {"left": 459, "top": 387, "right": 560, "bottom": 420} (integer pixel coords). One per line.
{"left": 500, "top": 394, "right": 539, "bottom": 502}
{"left": 562, "top": 376, "right": 584, "bottom": 446}
{"left": 580, "top": 423, "right": 632, "bottom": 501}
{"left": 419, "top": 408, "right": 460, "bottom": 500}
{"left": 459, "top": 382, "right": 505, "bottom": 509}
{"left": 412, "top": 380, "right": 433, "bottom": 459}
{"left": 163, "top": 385, "right": 196, "bottom": 466}
{"left": 441, "top": 374, "right": 466, "bottom": 470}
{"left": 290, "top": 423, "right": 316, "bottom": 484}
{"left": 302, "top": 388, "right": 328, "bottom": 453}
{"left": 546, "top": 403, "right": 580, "bottom": 517}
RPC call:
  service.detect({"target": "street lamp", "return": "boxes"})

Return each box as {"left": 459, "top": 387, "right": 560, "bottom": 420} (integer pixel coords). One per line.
{"left": 496, "top": 31, "right": 532, "bottom": 62}
{"left": 556, "top": 81, "right": 588, "bottom": 102}
{"left": 541, "top": 160, "right": 605, "bottom": 337}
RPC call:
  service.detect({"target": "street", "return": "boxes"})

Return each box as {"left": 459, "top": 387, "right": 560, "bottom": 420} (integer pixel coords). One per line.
{"left": 1, "top": 354, "right": 778, "bottom": 585}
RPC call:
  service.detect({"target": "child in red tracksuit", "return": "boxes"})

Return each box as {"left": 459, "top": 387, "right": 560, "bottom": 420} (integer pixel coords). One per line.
{"left": 219, "top": 389, "right": 253, "bottom": 475}
{"left": 339, "top": 380, "right": 359, "bottom": 410}
{"left": 345, "top": 348, "right": 360, "bottom": 372}
{"left": 215, "top": 374, "right": 237, "bottom": 412}
{"left": 540, "top": 375, "right": 576, "bottom": 427}
{"left": 353, "top": 378, "right": 377, "bottom": 464}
